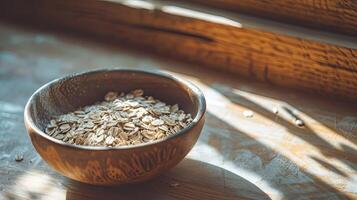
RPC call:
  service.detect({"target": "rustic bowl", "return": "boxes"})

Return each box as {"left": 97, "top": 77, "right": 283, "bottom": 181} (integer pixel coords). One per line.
{"left": 24, "top": 69, "right": 206, "bottom": 185}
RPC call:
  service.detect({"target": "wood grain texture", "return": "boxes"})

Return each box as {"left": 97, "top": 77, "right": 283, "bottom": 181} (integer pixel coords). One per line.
{"left": 2, "top": 0, "right": 356, "bottom": 101}
{"left": 0, "top": 23, "right": 356, "bottom": 199}
{"left": 185, "top": 0, "right": 357, "bottom": 36}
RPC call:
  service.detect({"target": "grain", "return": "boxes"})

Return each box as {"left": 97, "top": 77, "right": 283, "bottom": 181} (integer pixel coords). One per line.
{"left": 243, "top": 110, "right": 254, "bottom": 118}
{"left": 273, "top": 107, "right": 279, "bottom": 114}
{"left": 295, "top": 119, "right": 305, "bottom": 127}
{"left": 45, "top": 89, "right": 193, "bottom": 147}
{"left": 170, "top": 182, "right": 180, "bottom": 187}
{"left": 15, "top": 154, "right": 23, "bottom": 162}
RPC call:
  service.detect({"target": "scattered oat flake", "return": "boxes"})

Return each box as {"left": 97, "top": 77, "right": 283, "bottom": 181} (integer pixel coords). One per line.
{"left": 45, "top": 89, "right": 193, "bottom": 147}
{"left": 15, "top": 154, "right": 23, "bottom": 162}
{"left": 170, "top": 182, "right": 180, "bottom": 187}
{"left": 295, "top": 119, "right": 305, "bottom": 127}
{"left": 243, "top": 110, "right": 254, "bottom": 118}
{"left": 273, "top": 107, "right": 279, "bottom": 114}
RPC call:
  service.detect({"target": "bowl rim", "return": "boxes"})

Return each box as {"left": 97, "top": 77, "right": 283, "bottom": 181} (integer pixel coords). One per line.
{"left": 24, "top": 68, "right": 206, "bottom": 150}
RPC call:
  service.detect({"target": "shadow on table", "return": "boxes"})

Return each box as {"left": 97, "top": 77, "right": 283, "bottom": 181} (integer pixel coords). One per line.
{"left": 65, "top": 159, "right": 271, "bottom": 200}
{"left": 159, "top": 66, "right": 353, "bottom": 199}
{"left": 208, "top": 83, "right": 357, "bottom": 175}
{"left": 3, "top": 159, "right": 270, "bottom": 200}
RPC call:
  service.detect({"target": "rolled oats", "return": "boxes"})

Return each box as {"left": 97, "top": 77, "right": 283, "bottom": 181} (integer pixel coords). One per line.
{"left": 15, "top": 154, "right": 24, "bottom": 162}
{"left": 45, "top": 89, "right": 193, "bottom": 147}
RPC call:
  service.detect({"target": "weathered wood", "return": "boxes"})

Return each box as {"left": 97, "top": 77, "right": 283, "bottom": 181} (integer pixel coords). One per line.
{"left": 0, "top": 23, "right": 356, "bottom": 199}
{"left": 0, "top": 0, "right": 357, "bottom": 101}
{"left": 185, "top": 0, "right": 357, "bottom": 36}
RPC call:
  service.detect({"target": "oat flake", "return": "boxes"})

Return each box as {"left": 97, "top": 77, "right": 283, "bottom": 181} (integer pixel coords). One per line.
{"left": 45, "top": 89, "right": 193, "bottom": 147}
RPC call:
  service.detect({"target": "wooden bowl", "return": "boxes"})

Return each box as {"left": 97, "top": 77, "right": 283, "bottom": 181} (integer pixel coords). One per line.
{"left": 24, "top": 69, "right": 206, "bottom": 185}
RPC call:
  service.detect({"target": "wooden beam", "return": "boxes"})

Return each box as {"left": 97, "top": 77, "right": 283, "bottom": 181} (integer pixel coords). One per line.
{"left": 184, "top": 0, "right": 357, "bottom": 36}
{"left": 1, "top": 0, "right": 357, "bottom": 100}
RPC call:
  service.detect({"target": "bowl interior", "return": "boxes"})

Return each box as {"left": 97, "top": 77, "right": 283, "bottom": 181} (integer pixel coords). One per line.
{"left": 28, "top": 70, "right": 201, "bottom": 133}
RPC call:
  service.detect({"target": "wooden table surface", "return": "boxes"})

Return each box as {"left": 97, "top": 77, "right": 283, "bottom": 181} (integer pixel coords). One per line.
{"left": 0, "top": 23, "right": 356, "bottom": 200}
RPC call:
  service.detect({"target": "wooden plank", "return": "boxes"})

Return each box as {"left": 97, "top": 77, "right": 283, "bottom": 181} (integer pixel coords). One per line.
{"left": 184, "top": 0, "right": 357, "bottom": 36}
{"left": 0, "top": 0, "right": 357, "bottom": 101}
{"left": 0, "top": 22, "right": 356, "bottom": 199}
